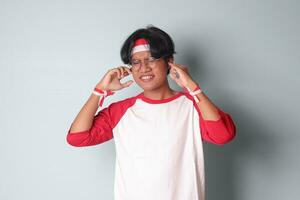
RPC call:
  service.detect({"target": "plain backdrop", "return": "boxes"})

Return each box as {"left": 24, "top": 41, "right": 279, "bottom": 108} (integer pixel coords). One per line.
{"left": 0, "top": 0, "right": 299, "bottom": 199}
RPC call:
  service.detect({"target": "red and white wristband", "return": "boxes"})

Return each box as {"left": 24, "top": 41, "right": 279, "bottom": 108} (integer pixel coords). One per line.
{"left": 92, "top": 87, "right": 115, "bottom": 107}
{"left": 183, "top": 85, "right": 203, "bottom": 103}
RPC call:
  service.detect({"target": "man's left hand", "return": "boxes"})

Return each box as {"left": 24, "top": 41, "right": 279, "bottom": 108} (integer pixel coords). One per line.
{"left": 168, "top": 62, "right": 197, "bottom": 90}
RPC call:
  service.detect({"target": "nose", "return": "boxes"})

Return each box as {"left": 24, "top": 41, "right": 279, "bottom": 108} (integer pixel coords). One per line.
{"left": 139, "top": 60, "right": 151, "bottom": 72}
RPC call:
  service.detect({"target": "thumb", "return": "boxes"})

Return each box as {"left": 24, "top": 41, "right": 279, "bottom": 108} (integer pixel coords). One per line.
{"left": 121, "top": 80, "right": 134, "bottom": 88}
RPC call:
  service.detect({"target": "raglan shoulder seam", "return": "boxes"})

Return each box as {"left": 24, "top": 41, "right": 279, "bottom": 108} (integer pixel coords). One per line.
{"left": 106, "top": 94, "right": 139, "bottom": 130}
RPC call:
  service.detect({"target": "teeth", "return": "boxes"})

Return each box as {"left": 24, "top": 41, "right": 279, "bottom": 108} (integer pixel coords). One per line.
{"left": 141, "top": 75, "right": 153, "bottom": 80}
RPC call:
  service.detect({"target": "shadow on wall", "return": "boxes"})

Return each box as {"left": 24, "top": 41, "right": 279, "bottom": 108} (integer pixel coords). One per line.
{"left": 180, "top": 41, "right": 278, "bottom": 200}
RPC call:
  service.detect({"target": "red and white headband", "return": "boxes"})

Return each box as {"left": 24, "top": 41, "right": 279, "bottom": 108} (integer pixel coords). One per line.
{"left": 131, "top": 38, "right": 150, "bottom": 55}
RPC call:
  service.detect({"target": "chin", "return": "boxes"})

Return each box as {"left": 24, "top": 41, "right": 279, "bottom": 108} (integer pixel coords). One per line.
{"left": 139, "top": 84, "right": 155, "bottom": 91}
{"left": 142, "top": 83, "right": 164, "bottom": 92}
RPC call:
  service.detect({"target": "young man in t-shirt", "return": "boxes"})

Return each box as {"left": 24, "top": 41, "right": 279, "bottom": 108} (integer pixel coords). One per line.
{"left": 66, "top": 25, "right": 236, "bottom": 200}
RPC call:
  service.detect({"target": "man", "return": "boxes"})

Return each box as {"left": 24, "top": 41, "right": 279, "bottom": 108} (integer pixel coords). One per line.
{"left": 66, "top": 25, "right": 236, "bottom": 200}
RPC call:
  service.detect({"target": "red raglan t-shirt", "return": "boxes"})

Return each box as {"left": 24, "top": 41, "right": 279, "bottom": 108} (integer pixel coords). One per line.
{"left": 66, "top": 91, "right": 236, "bottom": 200}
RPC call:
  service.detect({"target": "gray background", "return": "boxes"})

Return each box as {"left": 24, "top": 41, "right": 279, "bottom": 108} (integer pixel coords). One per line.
{"left": 1, "top": 0, "right": 299, "bottom": 199}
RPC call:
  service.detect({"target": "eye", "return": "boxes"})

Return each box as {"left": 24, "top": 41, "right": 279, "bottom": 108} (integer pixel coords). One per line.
{"left": 148, "top": 57, "right": 156, "bottom": 62}
{"left": 131, "top": 60, "right": 140, "bottom": 65}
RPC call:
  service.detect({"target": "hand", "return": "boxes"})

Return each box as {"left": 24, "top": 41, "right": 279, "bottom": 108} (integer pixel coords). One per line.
{"left": 96, "top": 66, "right": 134, "bottom": 91}
{"left": 168, "top": 62, "right": 197, "bottom": 89}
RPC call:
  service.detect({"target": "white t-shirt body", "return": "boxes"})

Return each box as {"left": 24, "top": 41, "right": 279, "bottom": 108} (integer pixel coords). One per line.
{"left": 112, "top": 92, "right": 205, "bottom": 200}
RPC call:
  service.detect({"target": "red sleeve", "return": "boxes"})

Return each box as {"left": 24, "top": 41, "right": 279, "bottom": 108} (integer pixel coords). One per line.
{"left": 66, "top": 105, "right": 114, "bottom": 147}
{"left": 197, "top": 105, "right": 237, "bottom": 146}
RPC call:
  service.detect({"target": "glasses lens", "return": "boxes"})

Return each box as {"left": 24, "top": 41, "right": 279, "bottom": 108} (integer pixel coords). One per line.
{"left": 131, "top": 62, "right": 140, "bottom": 71}
{"left": 130, "top": 56, "right": 161, "bottom": 71}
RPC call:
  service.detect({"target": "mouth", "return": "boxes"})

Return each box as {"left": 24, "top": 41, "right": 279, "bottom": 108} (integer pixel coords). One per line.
{"left": 139, "top": 75, "right": 155, "bottom": 82}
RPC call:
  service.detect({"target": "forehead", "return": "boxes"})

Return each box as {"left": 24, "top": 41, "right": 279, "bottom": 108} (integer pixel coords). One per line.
{"left": 131, "top": 51, "right": 151, "bottom": 60}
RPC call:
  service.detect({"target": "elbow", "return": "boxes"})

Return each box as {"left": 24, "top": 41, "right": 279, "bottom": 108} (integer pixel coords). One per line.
{"left": 214, "top": 127, "right": 236, "bottom": 146}
{"left": 66, "top": 133, "right": 79, "bottom": 147}
{"left": 66, "top": 129, "right": 91, "bottom": 147}
{"left": 213, "top": 111, "right": 237, "bottom": 145}
{"left": 201, "top": 108, "right": 237, "bottom": 146}
{"left": 66, "top": 127, "right": 113, "bottom": 147}
{"left": 204, "top": 118, "right": 237, "bottom": 146}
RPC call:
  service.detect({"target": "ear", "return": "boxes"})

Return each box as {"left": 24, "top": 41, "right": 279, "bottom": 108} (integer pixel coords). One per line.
{"left": 167, "top": 58, "right": 174, "bottom": 64}
{"left": 166, "top": 58, "right": 174, "bottom": 69}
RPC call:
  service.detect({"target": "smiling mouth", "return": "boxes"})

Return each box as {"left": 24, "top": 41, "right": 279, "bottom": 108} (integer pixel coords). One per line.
{"left": 140, "top": 75, "right": 155, "bottom": 82}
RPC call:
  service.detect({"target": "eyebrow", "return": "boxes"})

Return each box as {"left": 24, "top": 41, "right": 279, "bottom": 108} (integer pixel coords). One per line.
{"left": 131, "top": 56, "right": 153, "bottom": 60}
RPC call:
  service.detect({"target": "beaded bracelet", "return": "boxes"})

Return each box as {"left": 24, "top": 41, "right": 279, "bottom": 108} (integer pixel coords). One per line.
{"left": 92, "top": 87, "right": 115, "bottom": 107}
{"left": 183, "top": 85, "right": 203, "bottom": 103}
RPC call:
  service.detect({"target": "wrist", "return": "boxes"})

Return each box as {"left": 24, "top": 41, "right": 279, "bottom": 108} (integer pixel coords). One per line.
{"left": 95, "top": 83, "right": 107, "bottom": 91}
{"left": 92, "top": 85, "right": 115, "bottom": 108}
{"left": 185, "top": 79, "right": 198, "bottom": 91}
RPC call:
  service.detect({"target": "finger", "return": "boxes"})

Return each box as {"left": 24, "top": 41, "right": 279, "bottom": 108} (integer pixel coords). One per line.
{"left": 116, "top": 68, "right": 122, "bottom": 79}
{"left": 125, "top": 64, "right": 133, "bottom": 73}
{"left": 121, "top": 67, "right": 130, "bottom": 77}
{"left": 175, "top": 71, "right": 180, "bottom": 79}
{"left": 168, "top": 61, "right": 177, "bottom": 66}
{"left": 168, "top": 62, "right": 174, "bottom": 67}
{"left": 171, "top": 70, "right": 179, "bottom": 79}
{"left": 170, "top": 67, "right": 178, "bottom": 75}
{"left": 121, "top": 80, "right": 134, "bottom": 88}
{"left": 169, "top": 62, "right": 180, "bottom": 70}
{"left": 169, "top": 72, "right": 176, "bottom": 80}
{"left": 111, "top": 68, "right": 121, "bottom": 78}
{"left": 173, "top": 65, "right": 185, "bottom": 74}
{"left": 169, "top": 62, "right": 184, "bottom": 71}
{"left": 175, "top": 65, "right": 184, "bottom": 71}
{"left": 181, "top": 66, "right": 189, "bottom": 72}
{"left": 169, "top": 66, "right": 179, "bottom": 78}
{"left": 123, "top": 66, "right": 132, "bottom": 74}
{"left": 119, "top": 67, "right": 124, "bottom": 77}
{"left": 182, "top": 65, "right": 188, "bottom": 72}
{"left": 122, "top": 64, "right": 132, "bottom": 69}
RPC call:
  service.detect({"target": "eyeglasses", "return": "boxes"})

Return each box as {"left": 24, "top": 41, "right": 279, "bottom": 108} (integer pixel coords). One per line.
{"left": 129, "top": 56, "right": 162, "bottom": 72}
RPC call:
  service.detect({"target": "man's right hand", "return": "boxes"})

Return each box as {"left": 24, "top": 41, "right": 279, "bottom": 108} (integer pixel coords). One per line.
{"left": 95, "top": 66, "right": 134, "bottom": 91}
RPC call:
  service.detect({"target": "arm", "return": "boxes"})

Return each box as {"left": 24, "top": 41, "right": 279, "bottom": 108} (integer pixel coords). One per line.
{"left": 66, "top": 85, "right": 113, "bottom": 147}
{"left": 68, "top": 92, "right": 102, "bottom": 133}
{"left": 66, "top": 66, "right": 133, "bottom": 147}
{"left": 186, "top": 81, "right": 236, "bottom": 145}
{"left": 167, "top": 61, "right": 236, "bottom": 145}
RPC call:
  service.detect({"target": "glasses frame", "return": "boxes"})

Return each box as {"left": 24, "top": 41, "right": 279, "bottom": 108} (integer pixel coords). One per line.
{"left": 129, "top": 56, "right": 163, "bottom": 72}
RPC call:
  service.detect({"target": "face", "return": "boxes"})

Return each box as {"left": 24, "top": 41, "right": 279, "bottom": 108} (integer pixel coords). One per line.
{"left": 130, "top": 51, "right": 172, "bottom": 92}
